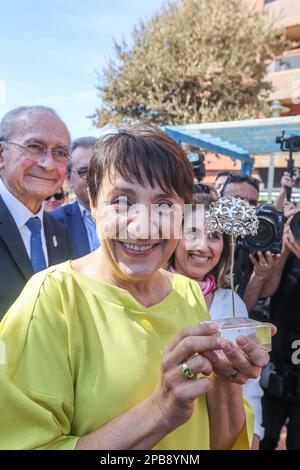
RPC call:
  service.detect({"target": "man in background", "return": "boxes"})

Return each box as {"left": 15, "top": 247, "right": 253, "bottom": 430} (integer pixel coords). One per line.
{"left": 43, "top": 187, "right": 68, "bottom": 212}
{"left": 221, "top": 173, "right": 260, "bottom": 207}
{"left": 51, "top": 136, "right": 99, "bottom": 259}
{"left": 0, "top": 105, "right": 72, "bottom": 319}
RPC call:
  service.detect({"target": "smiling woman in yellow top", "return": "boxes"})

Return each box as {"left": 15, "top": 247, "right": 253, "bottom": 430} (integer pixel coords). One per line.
{"left": 0, "top": 126, "right": 270, "bottom": 450}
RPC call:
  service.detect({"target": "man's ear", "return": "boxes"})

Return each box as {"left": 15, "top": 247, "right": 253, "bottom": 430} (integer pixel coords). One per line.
{"left": 0, "top": 144, "right": 5, "bottom": 172}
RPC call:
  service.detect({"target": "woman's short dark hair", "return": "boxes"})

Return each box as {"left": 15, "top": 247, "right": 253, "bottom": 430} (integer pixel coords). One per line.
{"left": 87, "top": 125, "right": 195, "bottom": 205}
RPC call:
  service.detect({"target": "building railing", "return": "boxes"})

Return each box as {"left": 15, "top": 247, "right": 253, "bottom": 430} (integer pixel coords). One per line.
{"left": 268, "top": 51, "right": 300, "bottom": 73}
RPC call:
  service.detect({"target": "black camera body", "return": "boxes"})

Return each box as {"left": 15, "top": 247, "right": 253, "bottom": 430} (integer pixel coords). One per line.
{"left": 235, "top": 205, "right": 299, "bottom": 298}
{"left": 260, "top": 362, "right": 300, "bottom": 401}
{"left": 276, "top": 131, "right": 300, "bottom": 201}
{"left": 187, "top": 152, "right": 206, "bottom": 181}
{"left": 194, "top": 182, "right": 210, "bottom": 194}
{"left": 276, "top": 133, "right": 300, "bottom": 152}
{"left": 240, "top": 204, "right": 285, "bottom": 254}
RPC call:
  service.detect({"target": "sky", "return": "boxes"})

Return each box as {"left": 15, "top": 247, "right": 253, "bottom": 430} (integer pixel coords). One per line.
{"left": 0, "top": 0, "right": 165, "bottom": 139}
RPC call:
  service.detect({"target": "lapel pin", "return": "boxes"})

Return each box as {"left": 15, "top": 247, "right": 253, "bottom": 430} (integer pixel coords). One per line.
{"left": 52, "top": 236, "right": 58, "bottom": 247}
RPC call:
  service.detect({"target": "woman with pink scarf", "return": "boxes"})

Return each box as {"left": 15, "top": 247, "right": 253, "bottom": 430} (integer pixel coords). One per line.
{"left": 168, "top": 193, "right": 264, "bottom": 450}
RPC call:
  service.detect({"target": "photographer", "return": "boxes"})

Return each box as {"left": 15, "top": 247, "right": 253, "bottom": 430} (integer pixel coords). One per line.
{"left": 258, "top": 208, "right": 300, "bottom": 450}
{"left": 221, "top": 173, "right": 260, "bottom": 207}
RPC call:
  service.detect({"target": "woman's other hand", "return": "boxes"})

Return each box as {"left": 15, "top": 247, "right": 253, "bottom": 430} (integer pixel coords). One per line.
{"left": 151, "top": 322, "right": 221, "bottom": 430}
{"left": 202, "top": 324, "right": 276, "bottom": 386}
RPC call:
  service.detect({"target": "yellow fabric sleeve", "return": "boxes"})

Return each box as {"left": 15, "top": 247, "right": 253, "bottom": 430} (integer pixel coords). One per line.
{"left": 0, "top": 272, "right": 79, "bottom": 450}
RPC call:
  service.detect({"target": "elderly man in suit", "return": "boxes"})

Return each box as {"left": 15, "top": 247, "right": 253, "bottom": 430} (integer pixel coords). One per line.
{"left": 0, "top": 105, "right": 72, "bottom": 319}
{"left": 51, "top": 136, "right": 99, "bottom": 259}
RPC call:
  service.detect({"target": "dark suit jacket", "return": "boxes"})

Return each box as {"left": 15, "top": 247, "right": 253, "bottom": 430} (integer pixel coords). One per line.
{"left": 50, "top": 201, "right": 90, "bottom": 260}
{"left": 0, "top": 196, "right": 72, "bottom": 320}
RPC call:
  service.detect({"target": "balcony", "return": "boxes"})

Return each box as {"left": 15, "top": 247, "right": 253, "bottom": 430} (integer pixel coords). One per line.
{"left": 265, "top": 0, "right": 300, "bottom": 36}
{"left": 268, "top": 68, "right": 300, "bottom": 101}
{"left": 267, "top": 51, "right": 300, "bottom": 101}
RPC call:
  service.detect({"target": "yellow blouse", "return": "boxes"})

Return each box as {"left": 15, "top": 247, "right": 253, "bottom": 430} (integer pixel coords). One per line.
{"left": 0, "top": 261, "right": 253, "bottom": 450}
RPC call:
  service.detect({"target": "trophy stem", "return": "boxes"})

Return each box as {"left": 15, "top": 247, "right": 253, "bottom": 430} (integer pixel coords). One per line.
{"left": 230, "top": 234, "right": 236, "bottom": 319}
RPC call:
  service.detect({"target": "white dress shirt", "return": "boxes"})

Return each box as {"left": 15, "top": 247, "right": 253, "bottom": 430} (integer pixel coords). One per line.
{"left": 0, "top": 180, "right": 49, "bottom": 266}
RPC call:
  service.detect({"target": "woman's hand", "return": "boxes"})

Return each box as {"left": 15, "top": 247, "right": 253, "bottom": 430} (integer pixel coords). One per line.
{"left": 202, "top": 324, "right": 276, "bottom": 386}
{"left": 249, "top": 251, "right": 279, "bottom": 281}
{"left": 151, "top": 322, "right": 221, "bottom": 430}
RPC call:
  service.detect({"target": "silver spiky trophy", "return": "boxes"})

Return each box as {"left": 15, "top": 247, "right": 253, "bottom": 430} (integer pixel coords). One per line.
{"left": 205, "top": 196, "right": 272, "bottom": 351}
{"left": 206, "top": 196, "right": 259, "bottom": 319}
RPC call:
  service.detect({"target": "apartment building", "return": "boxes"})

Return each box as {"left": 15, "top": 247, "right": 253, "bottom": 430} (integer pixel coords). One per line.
{"left": 204, "top": 0, "right": 300, "bottom": 190}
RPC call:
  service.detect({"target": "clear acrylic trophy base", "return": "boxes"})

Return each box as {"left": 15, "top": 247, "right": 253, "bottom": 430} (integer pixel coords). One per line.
{"left": 213, "top": 317, "right": 272, "bottom": 352}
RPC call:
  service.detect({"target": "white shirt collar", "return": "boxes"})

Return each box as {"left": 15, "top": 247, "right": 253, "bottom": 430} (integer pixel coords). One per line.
{"left": 0, "top": 179, "right": 44, "bottom": 229}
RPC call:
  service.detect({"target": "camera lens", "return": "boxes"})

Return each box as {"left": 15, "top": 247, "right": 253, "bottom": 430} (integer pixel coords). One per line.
{"left": 290, "top": 211, "right": 300, "bottom": 240}
{"left": 290, "top": 136, "right": 300, "bottom": 151}
{"left": 244, "top": 217, "right": 275, "bottom": 252}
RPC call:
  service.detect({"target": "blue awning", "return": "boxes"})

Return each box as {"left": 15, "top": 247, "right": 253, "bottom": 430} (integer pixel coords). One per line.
{"left": 165, "top": 115, "right": 300, "bottom": 156}
{"left": 163, "top": 126, "right": 253, "bottom": 163}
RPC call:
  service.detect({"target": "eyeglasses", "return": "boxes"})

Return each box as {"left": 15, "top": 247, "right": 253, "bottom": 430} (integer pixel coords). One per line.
{"left": 71, "top": 167, "right": 89, "bottom": 180}
{"left": 1, "top": 140, "right": 70, "bottom": 166}
{"left": 45, "top": 191, "right": 66, "bottom": 201}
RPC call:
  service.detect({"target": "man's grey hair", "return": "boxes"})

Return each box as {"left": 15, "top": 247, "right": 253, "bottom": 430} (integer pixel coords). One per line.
{"left": 0, "top": 105, "right": 70, "bottom": 143}
{"left": 70, "top": 136, "right": 97, "bottom": 154}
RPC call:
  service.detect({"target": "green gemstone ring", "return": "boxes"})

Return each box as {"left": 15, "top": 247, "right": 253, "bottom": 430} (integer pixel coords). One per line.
{"left": 182, "top": 362, "right": 194, "bottom": 379}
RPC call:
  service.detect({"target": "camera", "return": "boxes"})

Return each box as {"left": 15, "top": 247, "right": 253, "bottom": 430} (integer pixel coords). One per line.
{"left": 235, "top": 205, "right": 300, "bottom": 298}
{"left": 194, "top": 182, "right": 210, "bottom": 194}
{"left": 260, "top": 362, "right": 300, "bottom": 400}
{"left": 276, "top": 133, "right": 300, "bottom": 152}
{"left": 240, "top": 204, "right": 285, "bottom": 254}
{"left": 234, "top": 205, "right": 284, "bottom": 298}
{"left": 276, "top": 131, "right": 300, "bottom": 201}
{"left": 188, "top": 152, "right": 206, "bottom": 181}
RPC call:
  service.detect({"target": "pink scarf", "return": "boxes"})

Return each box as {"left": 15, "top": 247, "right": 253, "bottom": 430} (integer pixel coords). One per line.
{"left": 168, "top": 266, "right": 216, "bottom": 298}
